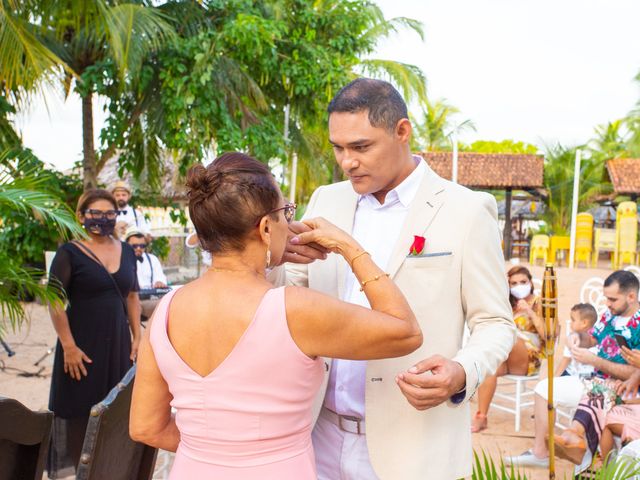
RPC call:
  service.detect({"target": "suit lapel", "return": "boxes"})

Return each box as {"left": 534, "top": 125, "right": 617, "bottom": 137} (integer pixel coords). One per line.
{"left": 386, "top": 166, "right": 448, "bottom": 279}
{"left": 331, "top": 187, "right": 358, "bottom": 297}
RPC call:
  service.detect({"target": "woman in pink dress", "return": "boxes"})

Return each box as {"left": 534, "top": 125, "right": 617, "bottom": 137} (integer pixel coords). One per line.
{"left": 129, "top": 152, "right": 422, "bottom": 479}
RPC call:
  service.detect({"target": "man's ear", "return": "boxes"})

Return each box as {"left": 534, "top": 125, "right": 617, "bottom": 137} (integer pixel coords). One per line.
{"left": 395, "top": 118, "right": 412, "bottom": 143}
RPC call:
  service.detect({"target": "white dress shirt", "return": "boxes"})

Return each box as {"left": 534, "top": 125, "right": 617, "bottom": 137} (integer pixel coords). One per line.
{"left": 137, "top": 252, "right": 167, "bottom": 289}
{"left": 118, "top": 204, "right": 151, "bottom": 234}
{"left": 324, "top": 157, "right": 427, "bottom": 418}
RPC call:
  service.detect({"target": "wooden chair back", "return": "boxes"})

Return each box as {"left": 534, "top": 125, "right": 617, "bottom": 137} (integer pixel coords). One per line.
{"left": 0, "top": 397, "right": 53, "bottom": 480}
{"left": 76, "top": 366, "right": 158, "bottom": 480}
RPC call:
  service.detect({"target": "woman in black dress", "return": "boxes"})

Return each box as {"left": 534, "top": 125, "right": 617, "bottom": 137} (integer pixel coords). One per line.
{"left": 47, "top": 188, "right": 142, "bottom": 478}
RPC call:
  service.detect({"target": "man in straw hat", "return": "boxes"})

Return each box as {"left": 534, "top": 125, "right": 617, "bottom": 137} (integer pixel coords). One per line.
{"left": 110, "top": 180, "right": 151, "bottom": 240}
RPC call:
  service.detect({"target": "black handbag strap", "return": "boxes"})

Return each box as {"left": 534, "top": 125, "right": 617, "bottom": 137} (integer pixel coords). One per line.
{"left": 71, "top": 240, "right": 128, "bottom": 316}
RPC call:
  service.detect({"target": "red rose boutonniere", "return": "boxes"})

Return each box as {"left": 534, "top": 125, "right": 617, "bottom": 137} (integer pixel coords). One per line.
{"left": 409, "top": 235, "right": 426, "bottom": 256}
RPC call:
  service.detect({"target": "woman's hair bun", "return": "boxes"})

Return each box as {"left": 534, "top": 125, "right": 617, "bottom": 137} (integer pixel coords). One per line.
{"left": 186, "top": 164, "right": 214, "bottom": 203}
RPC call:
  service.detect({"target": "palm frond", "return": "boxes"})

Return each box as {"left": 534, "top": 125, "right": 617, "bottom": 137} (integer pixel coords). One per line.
{"left": 357, "top": 59, "right": 427, "bottom": 104}
{"left": 361, "top": 16, "right": 425, "bottom": 45}
{"left": 101, "top": 3, "right": 175, "bottom": 79}
{"left": 0, "top": 260, "right": 65, "bottom": 335}
{"left": 0, "top": 1, "right": 69, "bottom": 94}
{"left": 0, "top": 166, "right": 83, "bottom": 239}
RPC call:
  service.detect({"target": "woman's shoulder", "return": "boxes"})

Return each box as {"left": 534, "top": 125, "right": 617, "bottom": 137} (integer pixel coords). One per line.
{"left": 57, "top": 241, "right": 78, "bottom": 254}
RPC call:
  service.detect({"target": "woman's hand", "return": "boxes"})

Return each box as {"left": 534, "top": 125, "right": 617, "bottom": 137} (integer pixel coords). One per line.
{"left": 291, "top": 217, "right": 359, "bottom": 258}
{"left": 131, "top": 336, "right": 141, "bottom": 362}
{"left": 515, "top": 299, "right": 532, "bottom": 314}
{"left": 63, "top": 344, "right": 93, "bottom": 380}
{"left": 621, "top": 346, "right": 640, "bottom": 368}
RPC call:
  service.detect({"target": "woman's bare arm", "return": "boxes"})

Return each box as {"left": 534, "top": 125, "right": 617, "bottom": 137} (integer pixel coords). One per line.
{"left": 129, "top": 315, "right": 180, "bottom": 451}
{"left": 127, "top": 292, "right": 142, "bottom": 360}
{"left": 286, "top": 217, "right": 421, "bottom": 359}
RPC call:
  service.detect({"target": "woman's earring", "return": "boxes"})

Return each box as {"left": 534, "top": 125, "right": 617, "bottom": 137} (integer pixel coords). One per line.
{"left": 266, "top": 249, "right": 271, "bottom": 268}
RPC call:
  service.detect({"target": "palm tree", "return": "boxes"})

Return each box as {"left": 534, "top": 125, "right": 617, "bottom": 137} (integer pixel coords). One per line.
{"left": 588, "top": 119, "right": 629, "bottom": 162}
{"left": 411, "top": 98, "right": 475, "bottom": 152}
{"left": 0, "top": 0, "right": 174, "bottom": 190}
{"left": 542, "top": 144, "right": 611, "bottom": 235}
{"left": 0, "top": 155, "right": 84, "bottom": 333}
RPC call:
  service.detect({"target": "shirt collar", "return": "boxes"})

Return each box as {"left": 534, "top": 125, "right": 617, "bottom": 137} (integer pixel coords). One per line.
{"left": 358, "top": 155, "right": 427, "bottom": 208}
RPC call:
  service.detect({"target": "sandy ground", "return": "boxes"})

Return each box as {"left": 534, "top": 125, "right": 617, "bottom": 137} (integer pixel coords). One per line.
{"left": 0, "top": 261, "right": 616, "bottom": 479}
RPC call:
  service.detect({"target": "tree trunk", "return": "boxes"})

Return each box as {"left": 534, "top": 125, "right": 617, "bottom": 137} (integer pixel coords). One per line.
{"left": 503, "top": 188, "right": 513, "bottom": 260}
{"left": 82, "top": 93, "right": 97, "bottom": 191}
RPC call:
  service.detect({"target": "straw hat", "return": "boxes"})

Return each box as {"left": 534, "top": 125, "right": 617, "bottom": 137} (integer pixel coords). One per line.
{"left": 124, "top": 226, "right": 145, "bottom": 241}
{"left": 111, "top": 180, "right": 131, "bottom": 194}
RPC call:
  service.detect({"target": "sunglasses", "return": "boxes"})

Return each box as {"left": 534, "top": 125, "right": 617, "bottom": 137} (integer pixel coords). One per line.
{"left": 131, "top": 243, "right": 147, "bottom": 250}
{"left": 84, "top": 209, "right": 118, "bottom": 220}
{"left": 256, "top": 203, "right": 297, "bottom": 226}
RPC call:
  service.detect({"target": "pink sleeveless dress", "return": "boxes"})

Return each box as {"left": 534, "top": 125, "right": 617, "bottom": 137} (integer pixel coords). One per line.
{"left": 149, "top": 286, "right": 324, "bottom": 479}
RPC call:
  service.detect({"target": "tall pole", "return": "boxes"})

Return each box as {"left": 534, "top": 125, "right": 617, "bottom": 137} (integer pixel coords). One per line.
{"left": 542, "top": 264, "right": 559, "bottom": 480}
{"left": 503, "top": 188, "right": 513, "bottom": 260}
{"left": 283, "top": 103, "right": 296, "bottom": 202}
{"left": 289, "top": 153, "right": 298, "bottom": 203}
{"left": 568, "top": 149, "right": 582, "bottom": 268}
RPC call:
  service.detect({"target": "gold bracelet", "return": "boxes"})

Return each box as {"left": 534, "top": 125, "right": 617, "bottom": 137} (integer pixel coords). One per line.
{"left": 359, "top": 273, "right": 390, "bottom": 291}
{"left": 349, "top": 250, "right": 370, "bottom": 268}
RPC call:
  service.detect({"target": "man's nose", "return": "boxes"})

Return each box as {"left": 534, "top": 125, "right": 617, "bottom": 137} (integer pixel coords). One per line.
{"left": 340, "top": 151, "right": 358, "bottom": 171}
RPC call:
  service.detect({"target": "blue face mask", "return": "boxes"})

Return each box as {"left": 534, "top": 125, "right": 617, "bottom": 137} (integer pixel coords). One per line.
{"left": 83, "top": 217, "right": 116, "bottom": 236}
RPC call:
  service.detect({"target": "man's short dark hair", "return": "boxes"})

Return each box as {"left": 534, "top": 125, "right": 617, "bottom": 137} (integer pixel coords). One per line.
{"left": 570, "top": 303, "right": 598, "bottom": 327}
{"left": 327, "top": 78, "right": 408, "bottom": 132}
{"left": 127, "top": 233, "right": 145, "bottom": 241}
{"left": 604, "top": 270, "right": 640, "bottom": 294}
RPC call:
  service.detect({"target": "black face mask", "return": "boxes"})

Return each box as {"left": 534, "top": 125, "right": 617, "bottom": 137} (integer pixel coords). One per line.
{"left": 83, "top": 217, "right": 116, "bottom": 237}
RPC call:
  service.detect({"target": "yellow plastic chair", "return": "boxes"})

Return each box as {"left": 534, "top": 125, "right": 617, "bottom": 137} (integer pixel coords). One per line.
{"left": 615, "top": 202, "right": 638, "bottom": 268}
{"left": 529, "top": 234, "right": 550, "bottom": 265}
{"left": 549, "top": 235, "right": 571, "bottom": 266}
{"left": 574, "top": 212, "right": 594, "bottom": 267}
{"left": 616, "top": 220, "right": 638, "bottom": 269}
{"left": 593, "top": 228, "right": 617, "bottom": 268}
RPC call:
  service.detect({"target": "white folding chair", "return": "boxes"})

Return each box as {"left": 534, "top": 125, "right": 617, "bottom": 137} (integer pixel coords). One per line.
{"left": 490, "top": 373, "right": 539, "bottom": 432}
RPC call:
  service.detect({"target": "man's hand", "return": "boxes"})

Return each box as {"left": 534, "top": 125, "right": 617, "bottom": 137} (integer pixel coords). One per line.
{"left": 395, "top": 355, "right": 466, "bottom": 410}
{"left": 279, "top": 221, "right": 329, "bottom": 265}
{"left": 153, "top": 281, "right": 167, "bottom": 288}
{"left": 621, "top": 346, "right": 640, "bottom": 369}
{"left": 570, "top": 345, "right": 598, "bottom": 365}
{"left": 615, "top": 369, "right": 640, "bottom": 400}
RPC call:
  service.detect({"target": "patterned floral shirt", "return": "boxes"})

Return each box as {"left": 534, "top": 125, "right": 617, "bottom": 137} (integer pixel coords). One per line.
{"left": 590, "top": 308, "right": 640, "bottom": 371}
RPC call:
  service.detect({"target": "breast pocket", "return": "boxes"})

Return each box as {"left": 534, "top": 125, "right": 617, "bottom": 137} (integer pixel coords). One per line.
{"left": 404, "top": 253, "right": 454, "bottom": 269}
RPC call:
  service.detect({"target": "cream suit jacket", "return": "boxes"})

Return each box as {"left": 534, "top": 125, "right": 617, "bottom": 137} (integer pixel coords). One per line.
{"left": 278, "top": 164, "right": 515, "bottom": 479}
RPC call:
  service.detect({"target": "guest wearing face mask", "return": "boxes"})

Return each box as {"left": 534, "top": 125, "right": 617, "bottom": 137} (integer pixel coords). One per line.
{"left": 471, "top": 265, "right": 543, "bottom": 432}
{"left": 47, "top": 189, "right": 141, "bottom": 478}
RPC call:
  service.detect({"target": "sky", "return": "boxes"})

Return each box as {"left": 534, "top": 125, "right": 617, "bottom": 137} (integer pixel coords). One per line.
{"left": 14, "top": 0, "right": 640, "bottom": 171}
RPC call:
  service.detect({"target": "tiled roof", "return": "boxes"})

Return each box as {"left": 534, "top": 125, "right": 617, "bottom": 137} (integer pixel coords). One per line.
{"left": 606, "top": 158, "right": 640, "bottom": 194}
{"left": 417, "top": 152, "right": 544, "bottom": 189}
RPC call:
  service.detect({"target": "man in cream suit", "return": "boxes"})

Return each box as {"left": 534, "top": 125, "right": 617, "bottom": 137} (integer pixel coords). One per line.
{"left": 277, "top": 78, "right": 515, "bottom": 479}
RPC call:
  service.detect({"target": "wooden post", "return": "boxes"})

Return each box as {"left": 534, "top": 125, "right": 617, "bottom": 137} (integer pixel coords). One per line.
{"left": 542, "top": 264, "right": 559, "bottom": 479}
{"left": 503, "top": 188, "right": 513, "bottom": 260}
